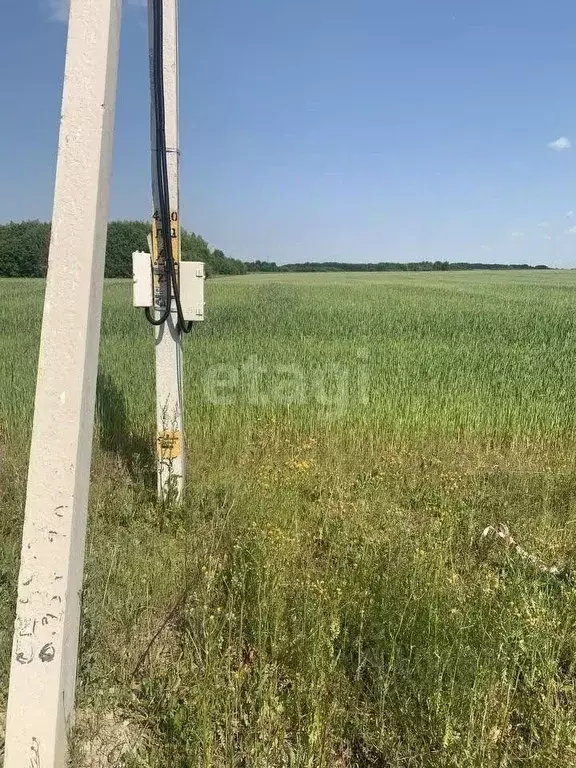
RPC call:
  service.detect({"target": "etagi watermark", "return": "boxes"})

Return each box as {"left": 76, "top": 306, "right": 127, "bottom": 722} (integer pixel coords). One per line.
{"left": 203, "top": 349, "right": 370, "bottom": 413}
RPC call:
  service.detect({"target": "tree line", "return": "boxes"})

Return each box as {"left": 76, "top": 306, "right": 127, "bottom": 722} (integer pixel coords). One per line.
{"left": 246, "top": 260, "right": 550, "bottom": 273}
{"left": 0, "top": 220, "right": 246, "bottom": 278}
{"left": 0, "top": 220, "right": 550, "bottom": 277}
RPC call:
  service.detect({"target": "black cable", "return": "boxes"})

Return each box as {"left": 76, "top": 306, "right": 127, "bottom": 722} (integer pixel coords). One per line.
{"left": 146, "top": 0, "right": 193, "bottom": 333}
{"left": 145, "top": 0, "right": 173, "bottom": 327}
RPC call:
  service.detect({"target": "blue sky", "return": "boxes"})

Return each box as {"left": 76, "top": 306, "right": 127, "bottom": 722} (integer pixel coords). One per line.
{"left": 1, "top": 0, "right": 576, "bottom": 266}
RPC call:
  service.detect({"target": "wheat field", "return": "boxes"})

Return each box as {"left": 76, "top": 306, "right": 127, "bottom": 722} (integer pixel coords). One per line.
{"left": 2, "top": 271, "right": 576, "bottom": 766}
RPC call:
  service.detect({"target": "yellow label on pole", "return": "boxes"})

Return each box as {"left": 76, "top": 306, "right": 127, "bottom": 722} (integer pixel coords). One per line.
{"left": 157, "top": 429, "right": 182, "bottom": 460}
{"left": 151, "top": 212, "right": 180, "bottom": 310}
{"left": 171, "top": 211, "right": 181, "bottom": 265}
{"left": 151, "top": 212, "right": 180, "bottom": 262}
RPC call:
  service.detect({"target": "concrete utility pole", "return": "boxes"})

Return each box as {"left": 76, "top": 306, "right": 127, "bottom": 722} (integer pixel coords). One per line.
{"left": 3, "top": 0, "right": 122, "bottom": 765}
{"left": 148, "top": 0, "right": 186, "bottom": 502}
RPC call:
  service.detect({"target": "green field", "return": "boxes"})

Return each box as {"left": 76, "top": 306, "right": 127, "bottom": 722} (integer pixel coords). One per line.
{"left": 2, "top": 271, "right": 576, "bottom": 766}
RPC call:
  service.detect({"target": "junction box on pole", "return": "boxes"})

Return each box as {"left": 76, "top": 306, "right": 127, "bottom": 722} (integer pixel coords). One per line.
{"left": 132, "top": 253, "right": 205, "bottom": 323}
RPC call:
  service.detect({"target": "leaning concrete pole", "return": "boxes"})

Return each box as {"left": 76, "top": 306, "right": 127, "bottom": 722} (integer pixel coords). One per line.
{"left": 148, "top": 0, "right": 186, "bottom": 501}
{"left": 3, "top": 0, "right": 122, "bottom": 765}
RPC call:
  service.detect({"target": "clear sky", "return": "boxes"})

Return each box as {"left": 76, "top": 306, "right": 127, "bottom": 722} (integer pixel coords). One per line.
{"left": 1, "top": 0, "right": 576, "bottom": 266}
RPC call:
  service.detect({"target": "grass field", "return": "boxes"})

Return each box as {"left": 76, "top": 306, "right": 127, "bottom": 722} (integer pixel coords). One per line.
{"left": 2, "top": 270, "right": 576, "bottom": 766}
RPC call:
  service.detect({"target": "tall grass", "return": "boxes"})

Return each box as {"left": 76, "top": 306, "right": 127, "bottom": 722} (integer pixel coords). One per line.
{"left": 1, "top": 271, "right": 576, "bottom": 766}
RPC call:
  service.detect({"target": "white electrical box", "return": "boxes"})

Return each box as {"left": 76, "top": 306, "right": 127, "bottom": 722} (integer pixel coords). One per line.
{"left": 132, "top": 251, "right": 153, "bottom": 308}
{"left": 179, "top": 261, "right": 205, "bottom": 322}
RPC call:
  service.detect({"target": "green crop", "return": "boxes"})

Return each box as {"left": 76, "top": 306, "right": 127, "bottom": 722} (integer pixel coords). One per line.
{"left": 2, "top": 270, "right": 576, "bottom": 766}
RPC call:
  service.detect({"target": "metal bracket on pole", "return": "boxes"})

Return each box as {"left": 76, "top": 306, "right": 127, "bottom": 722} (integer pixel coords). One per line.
{"left": 3, "top": 0, "right": 122, "bottom": 765}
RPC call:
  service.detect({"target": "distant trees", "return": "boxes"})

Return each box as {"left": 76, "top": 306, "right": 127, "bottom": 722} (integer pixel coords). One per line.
{"left": 244, "top": 260, "right": 549, "bottom": 274}
{"left": 0, "top": 221, "right": 51, "bottom": 277}
{"left": 0, "top": 220, "right": 247, "bottom": 278}
{"left": 210, "top": 249, "right": 246, "bottom": 275}
{"left": 105, "top": 221, "right": 150, "bottom": 277}
{"left": 179, "top": 235, "right": 246, "bottom": 277}
{"left": 0, "top": 221, "right": 551, "bottom": 278}
{"left": 245, "top": 260, "right": 281, "bottom": 273}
